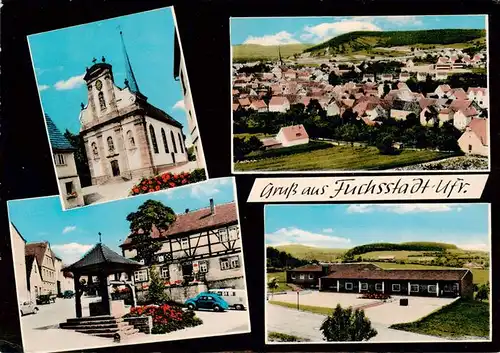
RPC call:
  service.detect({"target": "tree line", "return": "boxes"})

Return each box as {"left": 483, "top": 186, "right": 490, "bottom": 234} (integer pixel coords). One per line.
{"left": 267, "top": 246, "right": 312, "bottom": 271}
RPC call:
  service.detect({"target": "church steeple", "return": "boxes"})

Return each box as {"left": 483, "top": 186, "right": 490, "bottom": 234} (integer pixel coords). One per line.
{"left": 278, "top": 45, "right": 283, "bottom": 66}
{"left": 120, "top": 30, "right": 141, "bottom": 94}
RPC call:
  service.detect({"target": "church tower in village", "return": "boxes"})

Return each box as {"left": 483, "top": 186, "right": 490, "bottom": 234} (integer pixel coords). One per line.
{"left": 79, "top": 31, "right": 188, "bottom": 186}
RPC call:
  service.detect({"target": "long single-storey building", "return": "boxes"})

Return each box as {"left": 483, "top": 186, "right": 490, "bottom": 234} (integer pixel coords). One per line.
{"left": 286, "top": 263, "right": 473, "bottom": 299}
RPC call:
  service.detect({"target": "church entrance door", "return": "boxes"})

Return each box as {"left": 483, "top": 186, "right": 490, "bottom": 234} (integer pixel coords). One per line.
{"left": 171, "top": 152, "right": 176, "bottom": 164}
{"left": 111, "top": 160, "right": 120, "bottom": 177}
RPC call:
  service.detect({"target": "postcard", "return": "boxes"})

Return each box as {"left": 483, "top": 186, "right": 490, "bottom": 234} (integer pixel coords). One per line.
{"left": 8, "top": 177, "right": 250, "bottom": 353}
{"left": 231, "top": 15, "right": 489, "bottom": 173}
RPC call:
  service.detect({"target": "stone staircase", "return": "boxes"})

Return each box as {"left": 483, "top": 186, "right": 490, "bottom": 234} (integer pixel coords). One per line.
{"left": 59, "top": 315, "right": 140, "bottom": 339}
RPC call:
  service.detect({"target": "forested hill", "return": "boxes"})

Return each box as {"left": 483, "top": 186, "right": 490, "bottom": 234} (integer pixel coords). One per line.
{"left": 304, "top": 29, "right": 486, "bottom": 54}
{"left": 343, "top": 242, "right": 458, "bottom": 258}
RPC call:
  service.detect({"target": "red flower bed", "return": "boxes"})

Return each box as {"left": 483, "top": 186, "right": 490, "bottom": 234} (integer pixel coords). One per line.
{"left": 125, "top": 304, "right": 202, "bottom": 334}
{"left": 130, "top": 169, "right": 206, "bottom": 196}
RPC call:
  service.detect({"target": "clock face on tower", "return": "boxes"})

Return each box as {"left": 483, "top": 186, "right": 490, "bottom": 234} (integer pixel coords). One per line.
{"left": 95, "top": 79, "right": 103, "bottom": 91}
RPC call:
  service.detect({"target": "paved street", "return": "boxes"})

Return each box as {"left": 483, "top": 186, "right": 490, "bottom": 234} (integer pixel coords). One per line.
{"left": 20, "top": 296, "right": 250, "bottom": 353}
{"left": 266, "top": 303, "right": 449, "bottom": 343}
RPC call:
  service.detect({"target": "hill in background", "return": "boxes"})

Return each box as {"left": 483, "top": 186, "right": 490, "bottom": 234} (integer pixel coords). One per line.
{"left": 232, "top": 43, "right": 311, "bottom": 61}
{"left": 304, "top": 29, "right": 486, "bottom": 55}
{"left": 274, "top": 244, "right": 346, "bottom": 262}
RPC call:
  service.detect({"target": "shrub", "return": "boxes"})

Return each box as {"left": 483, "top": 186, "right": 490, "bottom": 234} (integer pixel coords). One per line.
{"left": 320, "top": 304, "right": 377, "bottom": 341}
{"left": 475, "top": 282, "right": 489, "bottom": 302}
{"left": 130, "top": 169, "right": 206, "bottom": 196}
{"left": 268, "top": 332, "right": 309, "bottom": 342}
{"left": 125, "top": 304, "right": 202, "bottom": 334}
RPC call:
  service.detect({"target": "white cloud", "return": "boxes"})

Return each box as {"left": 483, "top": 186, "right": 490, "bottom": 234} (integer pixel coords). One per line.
{"left": 459, "top": 243, "right": 489, "bottom": 252}
{"left": 322, "top": 228, "right": 334, "bottom": 233}
{"left": 62, "top": 226, "right": 77, "bottom": 234}
{"left": 243, "top": 31, "right": 300, "bottom": 46}
{"left": 266, "top": 227, "right": 351, "bottom": 248}
{"left": 302, "top": 20, "right": 382, "bottom": 43}
{"left": 190, "top": 184, "right": 220, "bottom": 199}
{"left": 54, "top": 74, "right": 85, "bottom": 90}
{"left": 51, "top": 243, "right": 93, "bottom": 265}
{"left": 38, "top": 84, "right": 50, "bottom": 92}
{"left": 379, "top": 16, "right": 423, "bottom": 26}
{"left": 347, "top": 204, "right": 465, "bottom": 214}
{"left": 173, "top": 99, "right": 185, "bottom": 110}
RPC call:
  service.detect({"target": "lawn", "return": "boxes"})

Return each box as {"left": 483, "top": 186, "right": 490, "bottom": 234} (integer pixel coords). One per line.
{"left": 269, "top": 300, "right": 335, "bottom": 316}
{"left": 234, "top": 132, "right": 274, "bottom": 140}
{"left": 267, "top": 271, "right": 292, "bottom": 292}
{"left": 390, "top": 299, "right": 490, "bottom": 338}
{"left": 374, "top": 262, "right": 489, "bottom": 285}
{"left": 234, "top": 145, "right": 454, "bottom": 171}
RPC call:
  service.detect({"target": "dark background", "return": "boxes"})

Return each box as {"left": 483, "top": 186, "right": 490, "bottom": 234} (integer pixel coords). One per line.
{"left": 1, "top": 0, "right": 499, "bottom": 352}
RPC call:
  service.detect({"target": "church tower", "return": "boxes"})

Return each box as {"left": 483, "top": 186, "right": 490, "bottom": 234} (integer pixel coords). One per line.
{"left": 278, "top": 45, "right": 283, "bottom": 66}
{"left": 119, "top": 30, "right": 147, "bottom": 101}
{"left": 83, "top": 57, "right": 119, "bottom": 122}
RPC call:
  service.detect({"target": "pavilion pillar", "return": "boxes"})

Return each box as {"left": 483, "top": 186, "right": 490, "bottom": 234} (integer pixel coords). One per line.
{"left": 337, "top": 280, "right": 339, "bottom": 292}
{"left": 128, "top": 271, "right": 137, "bottom": 307}
{"left": 74, "top": 273, "right": 82, "bottom": 318}
{"left": 382, "top": 281, "right": 385, "bottom": 294}
{"left": 358, "top": 281, "right": 361, "bottom": 293}
{"left": 436, "top": 282, "right": 439, "bottom": 297}
{"left": 408, "top": 281, "right": 411, "bottom": 296}
{"left": 99, "top": 274, "right": 112, "bottom": 316}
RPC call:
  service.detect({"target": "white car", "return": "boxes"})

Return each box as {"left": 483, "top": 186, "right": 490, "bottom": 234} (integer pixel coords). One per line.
{"left": 209, "top": 288, "right": 247, "bottom": 310}
{"left": 19, "top": 300, "right": 38, "bottom": 316}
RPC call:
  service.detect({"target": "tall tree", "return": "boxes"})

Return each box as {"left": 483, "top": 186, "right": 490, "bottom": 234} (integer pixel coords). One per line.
{"left": 64, "top": 129, "right": 92, "bottom": 187}
{"left": 147, "top": 266, "right": 170, "bottom": 304}
{"left": 126, "top": 200, "right": 177, "bottom": 266}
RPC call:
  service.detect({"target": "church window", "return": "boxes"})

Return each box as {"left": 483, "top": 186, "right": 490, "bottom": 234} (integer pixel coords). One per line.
{"left": 178, "top": 133, "right": 185, "bottom": 153}
{"left": 161, "top": 128, "right": 169, "bottom": 153}
{"left": 107, "top": 136, "right": 115, "bottom": 153}
{"left": 91, "top": 142, "right": 99, "bottom": 158}
{"left": 170, "top": 131, "right": 178, "bottom": 153}
{"left": 149, "top": 125, "right": 159, "bottom": 154}
{"left": 54, "top": 154, "right": 66, "bottom": 166}
{"left": 98, "top": 92, "right": 106, "bottom": 111}
{"left": 126, "top": 130, "right": 135, "bottom": 148}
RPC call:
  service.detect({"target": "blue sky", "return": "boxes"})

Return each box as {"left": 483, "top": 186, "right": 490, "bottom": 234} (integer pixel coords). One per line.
{"left": 231, "top": 15, "right": 487, "bottom": 45}
{"left": 28, "top": 6, "right": 191, "bottom": 143}
{"left": 8, "top": 178, "right": 235, "bottom": 265}
{"left": 265, "top": 204, "right": 490, "bottom": 251}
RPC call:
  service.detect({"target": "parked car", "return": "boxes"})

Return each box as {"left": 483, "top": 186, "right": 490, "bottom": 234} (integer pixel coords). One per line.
{"left": 62, "top": 290, "right": 75, "bottom": 299}
{"left": 209, "top": 288, "right": 247, "bottom": 310}
{"left": 19, "top": 300, "right": 38, "bottom": 316}
{"left": 184, "top": 292, "right": 229, "bottom": 312}
{"left": 36, "top": 294, "right": 55, "bottom": 305}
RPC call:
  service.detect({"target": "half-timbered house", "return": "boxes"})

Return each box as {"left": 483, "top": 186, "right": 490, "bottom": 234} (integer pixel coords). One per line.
{"left": 120, "top": 199, "right": 244, "bottom": 290}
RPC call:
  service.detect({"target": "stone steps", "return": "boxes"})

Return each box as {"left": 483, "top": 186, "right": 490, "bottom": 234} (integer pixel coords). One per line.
{"left": 60, "top": 316, "right": 140, "bottom": 340}
{"left": 60, "top": 322, "right": 129, "bottom": 330}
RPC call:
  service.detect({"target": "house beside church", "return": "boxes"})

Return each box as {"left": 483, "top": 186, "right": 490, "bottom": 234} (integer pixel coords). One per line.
{"left": 120, "top": 199, "right": 245, "bottom": 298}
{"left": 287, "top": 263, "right": 474, "bottom": 299}
{"left": 174, "top": 28, "right": 206, "bottom": 170}
{"left": 458, "top": 118, "right": 488, "bottom": 157}
{"left": 46, "top": 116, "right": 85, "bottom": 210}
{"left": 79, "top": 32, "right": 188, "bottom": 186}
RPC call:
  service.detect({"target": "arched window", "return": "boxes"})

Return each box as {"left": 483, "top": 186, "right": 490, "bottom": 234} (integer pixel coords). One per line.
{"left": 126, "top": 130, "right": 135, "bottom": 148}
{"left": 107, "top": 136, "right": 115, "bottom": 153}
{"left": 98, "top": 92, "right": 106, "bottom": 110}
{"left": 178, "top": 133, "right": 185, "bottom": 153}
{"left": 161, "top": 128, "right": 169, "bottom": 153}
{"left": 170, "top": 130, "right": 178, "bottom": 153}
{"left": 91, "top": 142, "right": 99, "bottom": 158}
{"left": 149, "top": 125, "right": 159, "bottom": 154}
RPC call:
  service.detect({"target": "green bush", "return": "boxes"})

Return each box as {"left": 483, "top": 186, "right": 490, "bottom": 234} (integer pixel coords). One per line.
{"left": 321, "top": 304, "right": 377, "bottom": 341}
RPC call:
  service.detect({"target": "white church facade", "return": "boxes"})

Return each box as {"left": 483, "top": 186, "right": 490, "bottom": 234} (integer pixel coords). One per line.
{"left": 79, "top": 32, "right": 188, "bottom": 185}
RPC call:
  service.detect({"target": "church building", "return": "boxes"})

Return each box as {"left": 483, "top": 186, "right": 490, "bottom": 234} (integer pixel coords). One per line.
{"left": 79, "top": 31, "right": 188, "bottom": 185}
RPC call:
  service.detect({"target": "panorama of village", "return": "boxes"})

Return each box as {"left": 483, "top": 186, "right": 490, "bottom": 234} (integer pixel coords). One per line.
{"left": 232, "top": 24, "right": 489, "bottom": 172}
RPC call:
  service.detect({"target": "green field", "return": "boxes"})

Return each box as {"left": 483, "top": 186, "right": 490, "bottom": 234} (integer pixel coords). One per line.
{"left": 232, "top": 43, "right": 311, "bottom": 61}
{"left": 234, "top": 145, "right": 454, "bottom": 171}
{"left": 360, "top": 250, "right": 434, "bottom": 260}
{"left": 267, "top": 271, "right": 292, "bottom": 292}
{"left": 390, "top": 299, "right": 490, "bottom": 338}
{"left": 375, "top": 263, "right": 489, "bottom": 285}
{"left": 275, "top": 244, "right": 345, "bottom": 262}
{"left": 234, "top": 132, "right": 274, "bottom": 140}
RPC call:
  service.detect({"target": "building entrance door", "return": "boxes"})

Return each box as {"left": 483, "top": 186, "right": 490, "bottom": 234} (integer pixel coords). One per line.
{"left": 57, "top": 281, "right": 61, "bottom": 295}
{"left": 111, "top": 160, "right": 120, "bottom": 176}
